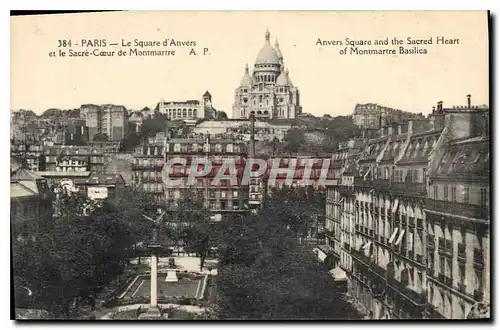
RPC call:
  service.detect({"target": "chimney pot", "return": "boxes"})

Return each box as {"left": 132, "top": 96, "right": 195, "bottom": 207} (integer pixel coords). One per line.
{"left": 467, "top": 94, "right": 472, "bottom": 109}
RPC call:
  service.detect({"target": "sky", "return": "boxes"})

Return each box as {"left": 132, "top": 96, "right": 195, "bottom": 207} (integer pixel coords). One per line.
{"left": 11, "top": 11, "right": 489, "bottom": 117}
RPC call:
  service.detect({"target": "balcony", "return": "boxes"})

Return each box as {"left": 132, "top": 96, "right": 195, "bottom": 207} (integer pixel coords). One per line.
{"left": 386, "top": 278, "right": 426, "bottom": 306}
{"left": 132, "top": 162, "right": 164, "bottom": 170}
{"left": 425, "top": 199, "right": 489, "bottom": 221}
{"left": 354, "top": 178, "right": 426, "bottom": 196}
{"left": 351, "top": 248, "right": 372, "bottom": 266}
{"left": 390, "top": 181, "right": 426, "bottom": 197}
{"left": 436, "top": 273, "right": 453, "bottom": 288}
{"left": 369, "top": 262, "right": 387, "bottom": 281}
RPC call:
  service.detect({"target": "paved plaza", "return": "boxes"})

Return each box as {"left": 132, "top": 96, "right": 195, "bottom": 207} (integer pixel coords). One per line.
{"left": 123, "top": 274, "right": 205, "bottom": 299}
{"left": 129, "top": 256, "right": 218, "bottom": 275}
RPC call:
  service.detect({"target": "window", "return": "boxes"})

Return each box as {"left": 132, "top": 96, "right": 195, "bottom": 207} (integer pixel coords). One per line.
{"left": 451, "top": 186, "right": 457, "bottom": 202}
{"left": 443, "top": 185, "right": 448, "bottom": 200}
{"left": 433, "top": 185, "right": 438, "bottom": 199}
{"left": 463, "top": 186, "right": 470, "bottom": 204}
{"left": 439, "top": 256, "right": 445, "bottom": 274}
{"left": 474, "top": 269, "right": 483, "bottom": 290}
{"left": 459, "top": 264, "right": 465, "bottom": 285}
{"left": 480, "top": 188, "right": 488, "bottom": 207}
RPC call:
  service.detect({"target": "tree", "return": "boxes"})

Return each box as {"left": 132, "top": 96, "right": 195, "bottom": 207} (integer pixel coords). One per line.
{"left": 92, "top": 133, "right": 109, "bottom": 142}
{"left": 171, "top": 191, "right": 213, "bottom": 271}
{"left": 283, "top": 128, "right": 305, "bottom": 153}
{"left": 11, "top": 187, "right": 150, "bottom": 318}
{"left": 120, "top": 132, "right": 141, "bottom": 152}
{"left": 111, "top": 188, "right": 161, "bottom": 263}
{"left": 215, "top": 193, "right": 359, "bottom": 320}
{"left": 216, "top": 111, "right": 228, "bottom": 120}
{"left": 140, "top": 114, "right": 168, "bottom": 139}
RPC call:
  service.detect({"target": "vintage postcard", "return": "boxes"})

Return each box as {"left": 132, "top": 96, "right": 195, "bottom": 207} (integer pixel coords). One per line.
{"left": 10, "top": 11, "right": 490, "bottom": 320}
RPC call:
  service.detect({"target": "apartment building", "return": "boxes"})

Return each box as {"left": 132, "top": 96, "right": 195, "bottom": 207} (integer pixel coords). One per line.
{"left": 11, "top": 142, "right": 44, "bottom": 172}
{"left": 157, "top": 91, "right": 217, "bottom": 120}
{"left": 193, "top": 120, "right": 291, "bottom": 142}
{"left": 43, "top": 145, "right": 106, "bottom": 172}
{"left": 84, "top": 104, "right": 128, "bottom": 142}
{"left": 353, "top": 103, "right": 423, "bottom": 129}
{"left": 164, "top": 136, "right": 249, "bottom": 221}
{"left": 325, "top": 95, "right": 490, "bottom": 319}
{"left": 132, "top": 133, "right": 167, "bottom": 203}
{"left": 10, "top": 169, "right": 53, "bottom": 240}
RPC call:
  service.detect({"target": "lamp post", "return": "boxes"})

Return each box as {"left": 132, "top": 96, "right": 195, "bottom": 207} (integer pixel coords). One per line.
{"left": 138, "top": 211, "right": 165, "bottom": 320}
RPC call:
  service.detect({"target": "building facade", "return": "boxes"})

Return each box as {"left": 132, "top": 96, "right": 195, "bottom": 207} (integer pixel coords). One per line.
{"left": 132, "top": 133, "right": 167, "bottom": 202}
{"left": 193, "top": 120, "right": 291, "bottom": 142}
{"left": 232, "top": 29, "right": 302, "bottom": 120}
{"left": 157, "top": 91, "right": 217, "bottom": 120}
{"left": 164, "top": 136, "right": 249, "bottom": 221}
{"left": 10, "top": 169, "right": 53, "bottom": 241}
{"left": 326, "top": 95, "right": 490, "bottom": 319}
{"left": 43, "top": 145, "right": 107, "bottom": 172}
{"left": 85, "top": 104, "right": 129, "bottom": 141}
{"left": 353, "top": 103, "right": 423, "bottom": 129}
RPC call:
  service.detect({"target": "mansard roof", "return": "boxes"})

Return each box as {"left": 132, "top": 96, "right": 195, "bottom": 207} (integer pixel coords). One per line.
{"left": 434, "top": 136, "right": 489, "bottom": 180}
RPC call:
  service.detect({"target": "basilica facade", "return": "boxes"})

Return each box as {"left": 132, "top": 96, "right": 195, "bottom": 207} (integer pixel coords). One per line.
{"left": 232, "top": 29, "right": 302, "bottom": 120}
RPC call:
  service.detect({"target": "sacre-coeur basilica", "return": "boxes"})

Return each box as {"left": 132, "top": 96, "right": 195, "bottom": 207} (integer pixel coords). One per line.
{"left": 232, "top": 29, "right": 302, "bottom": 120}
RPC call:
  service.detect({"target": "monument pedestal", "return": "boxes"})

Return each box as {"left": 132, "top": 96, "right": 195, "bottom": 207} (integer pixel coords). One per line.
{"left": 165, "top": 269, "right": 179, "bottom": 282}
{"left": 138, "top": 307, "right": 163, "bottom": 320}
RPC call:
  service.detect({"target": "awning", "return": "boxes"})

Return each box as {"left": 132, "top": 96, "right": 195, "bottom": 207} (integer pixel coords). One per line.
{"left": 388, "top": 228, "right": 399, "bottom": 244}
{"left": 395, "top": 229, "right": 406, "bottom": 246}
{"left": 392, "top": 198, "right": 400, "bottom": 213}
{"left": 323, "top": 252, "right": 339, "bottom": 268}
{"left": 313, "top": 248, "right": 328, "bottom": 262}
{"left": 329, "top": 266, "right": 347, "bottom": 281}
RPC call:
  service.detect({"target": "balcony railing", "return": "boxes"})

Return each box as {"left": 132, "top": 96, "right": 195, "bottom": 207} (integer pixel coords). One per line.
{"left": 132, "top": 162, "right": 163, "bottom": 170}
{"left": 425, "top": 199, "right": 489, "bottom": 221}
{"left": 351, "top": 247, "right": 371, "bottom": 266}
{"left": 354, "top": 178, "right": 426, "bottom": 196}
{"left": 386, "top": 278, "right": 427, "bottom": 306}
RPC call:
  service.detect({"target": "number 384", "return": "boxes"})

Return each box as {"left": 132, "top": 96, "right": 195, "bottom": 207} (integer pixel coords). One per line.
{"left": 58, "top": 40, "right": 72, "bottom": 47}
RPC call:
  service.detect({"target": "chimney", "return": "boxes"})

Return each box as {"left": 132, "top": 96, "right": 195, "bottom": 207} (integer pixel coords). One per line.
{"left": 437, "top": 101, "right": 443, "bottom": 113}
{"left": 432, "top": 106, "right": 436, "bottom": 113}
{"left": 467, "top": 94, "right": 472, "bottom": 109}
{"left": 249, "top": 114, "right": 256, "bottom": 158}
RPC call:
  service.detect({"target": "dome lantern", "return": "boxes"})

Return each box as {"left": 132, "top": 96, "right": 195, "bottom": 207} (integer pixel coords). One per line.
{"left": 254, "top": 29, "right": 280, "bottom": 66}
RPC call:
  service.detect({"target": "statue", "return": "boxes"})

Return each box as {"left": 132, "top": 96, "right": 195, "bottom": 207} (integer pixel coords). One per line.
{"left": 142, "top": 211, "right": 165, "bottom": 245}
{"left": 138, "top": 210, "right": 166, "bottom": 320}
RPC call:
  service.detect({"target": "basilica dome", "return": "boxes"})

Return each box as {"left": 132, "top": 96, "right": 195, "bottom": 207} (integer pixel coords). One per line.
{"left": 255, "top": 29, "right": 280, "bottom": 66}
{"left": 240, "top": 64, "right": 253, "bottom": 86}
{"left": 276, "top": 68, "right": 293, "bottom": 86}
